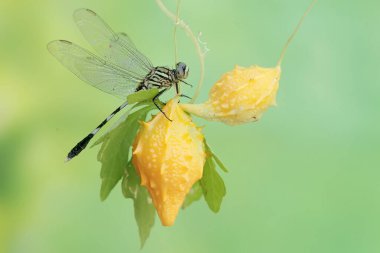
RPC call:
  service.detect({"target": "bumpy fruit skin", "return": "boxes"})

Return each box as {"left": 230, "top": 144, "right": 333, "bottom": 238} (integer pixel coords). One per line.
{"left": 181, "top": 65, "right": 281, "bottom": 125}
{"left": 132, "top": 98, "right": 205, "bottom": 226}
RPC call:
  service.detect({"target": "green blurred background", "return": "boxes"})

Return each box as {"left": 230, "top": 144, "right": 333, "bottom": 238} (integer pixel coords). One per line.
{"left": 1, "top": 0, "right": 380, "bottom": 252}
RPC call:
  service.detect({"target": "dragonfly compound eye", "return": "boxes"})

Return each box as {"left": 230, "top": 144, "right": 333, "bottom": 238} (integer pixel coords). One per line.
{"left": 176, "top": 62, "right": 189, "bottom": 79}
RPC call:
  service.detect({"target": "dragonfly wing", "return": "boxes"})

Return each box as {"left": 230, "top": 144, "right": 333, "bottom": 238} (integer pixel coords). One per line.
{"left": 73, "top": 8, "right": 153, "bottom": 78}
{"left": 47, "top": 40, "right": 140, "bottom": 98}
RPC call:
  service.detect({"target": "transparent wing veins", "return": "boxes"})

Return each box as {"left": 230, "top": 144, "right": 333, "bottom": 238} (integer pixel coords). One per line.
{"left": 73, "top": 8, "right": 153, "bottom": 77}
{"left": 47, "top": 40, "right": 141, "bottom": 98}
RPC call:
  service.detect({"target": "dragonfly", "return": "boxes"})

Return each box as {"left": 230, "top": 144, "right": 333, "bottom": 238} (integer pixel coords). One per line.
{"left": 47, "top": 9, "right": 190, "bottom": 162}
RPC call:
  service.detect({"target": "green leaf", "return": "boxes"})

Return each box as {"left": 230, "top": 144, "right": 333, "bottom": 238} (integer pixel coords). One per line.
{"left": 212, "top": 154, "right": 229, "bottom": 173}
{"left": 122, "top": 163, "right": 155, "bottom": 248}
{"left": 127, "top": 88, "right": 159, "bottom": 104}
{"left": 96, "top": 105, "right": 154, "bottom": 201}
{"left": 181, "top": 140, "right": 228, "bottom": 212}
{"left": 121, "top": 163, "right": 139, "bottom": 199}
{"left": 182, "top": 181, "right": 203, "bottom": 209}
{"left": 200, "top": 155, "right": 226, "bottom": 213}
{"left": 205, "top": 142, "right": 229, "bottom": 173}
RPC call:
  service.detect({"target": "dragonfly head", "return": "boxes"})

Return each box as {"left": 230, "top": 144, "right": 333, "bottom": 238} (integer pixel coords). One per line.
{"left": 175, "top": 62, "right": 189, "bottom": 80}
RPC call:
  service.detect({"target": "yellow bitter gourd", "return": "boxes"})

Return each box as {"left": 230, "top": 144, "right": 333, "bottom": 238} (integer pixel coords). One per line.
{"left": 181, "top": 66, "right": 281, "bottom": 125}
{"left": 132, "top": 98, "right": 206, "bottom": 226}
{"left": 181, "top": 0, "right": 316, "bottom": 125}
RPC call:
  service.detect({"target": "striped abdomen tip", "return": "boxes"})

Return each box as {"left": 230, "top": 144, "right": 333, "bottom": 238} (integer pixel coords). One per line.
{"left": 65, "top": 133, "right": 94, "bottom": 162}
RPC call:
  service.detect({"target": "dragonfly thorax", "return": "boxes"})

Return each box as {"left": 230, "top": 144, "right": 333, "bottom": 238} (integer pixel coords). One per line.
{"left": 137, "top": 63, "right": 189, "bottom": 91}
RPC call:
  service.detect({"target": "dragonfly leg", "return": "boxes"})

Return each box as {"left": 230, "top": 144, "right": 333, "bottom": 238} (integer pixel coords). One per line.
{"left": 177, "top": 94, "right": 192, "bottom": 103}
{"left": 180, "top": 80, "right": 193, "bottom": 87}
{"left": 179, "top": 94, "right": 192, "bottom": 100}
{"left": 153, "top": 88, "right": 172, "bottom": 121}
